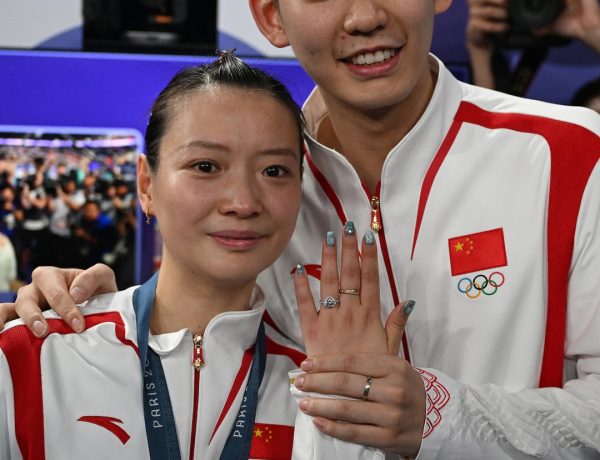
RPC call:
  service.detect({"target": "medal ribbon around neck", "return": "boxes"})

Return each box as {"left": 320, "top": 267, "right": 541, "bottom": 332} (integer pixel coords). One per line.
{"left": 133, "top": 272, "right": 266, "bottom": 459}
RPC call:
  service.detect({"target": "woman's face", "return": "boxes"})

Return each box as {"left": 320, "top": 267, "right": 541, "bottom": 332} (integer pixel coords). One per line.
{"left": 139, "top": 86, "right": 302, "bottom": 286}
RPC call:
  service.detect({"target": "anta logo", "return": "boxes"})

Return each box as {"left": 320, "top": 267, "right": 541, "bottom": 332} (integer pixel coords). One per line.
{"left": 77, "top": 416, "right": 131, "bottom": 444}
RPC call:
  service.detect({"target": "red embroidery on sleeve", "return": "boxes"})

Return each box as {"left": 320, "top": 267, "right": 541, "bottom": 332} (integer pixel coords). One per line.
{"left": 416, "top": 368, "right": 450, "bottom": 438}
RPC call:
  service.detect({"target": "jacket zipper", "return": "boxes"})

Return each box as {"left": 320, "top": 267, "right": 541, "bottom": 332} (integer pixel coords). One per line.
{"left": 365, "top": 184, "right": 411, "bottom": 363}
{"left": 189, "top": 334, "right": 204, "bottom": 460}
{"left": 370, "top": 195, "right": 382, "bottom": 232}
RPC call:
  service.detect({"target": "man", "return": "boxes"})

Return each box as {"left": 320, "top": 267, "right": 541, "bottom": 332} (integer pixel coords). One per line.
{"left": 3, "top": 1, "right": 600, "bottom": 458}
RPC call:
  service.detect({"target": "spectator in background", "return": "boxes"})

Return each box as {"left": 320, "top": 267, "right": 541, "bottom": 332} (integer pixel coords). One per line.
{"left": 467, "top": 0, "right": 600, "bottom": 90}
{"left": 0, "top": 232, "right": 17, "bottom": 292}
{"left": 19, "top": 158, "right": 50, "bottom": 279}
{"left": 71, "top": 200, "right": 118, "bottom": 269}
{"left": 48, "top": 176, "right": 86, "bottom": 267}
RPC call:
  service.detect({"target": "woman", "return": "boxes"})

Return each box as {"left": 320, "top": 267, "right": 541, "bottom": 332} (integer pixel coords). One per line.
{"left": 0, "top": 54, "right": 408, "bottom": 459}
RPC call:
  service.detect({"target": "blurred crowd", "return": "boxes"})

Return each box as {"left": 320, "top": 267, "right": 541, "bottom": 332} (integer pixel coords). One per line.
{"left": 0, "top": 143, "right": 138, "bottom": 290}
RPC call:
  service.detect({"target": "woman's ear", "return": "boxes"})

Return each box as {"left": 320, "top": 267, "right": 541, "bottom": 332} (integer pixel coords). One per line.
{"left": 249, "top": 0, "right": 291, "bottom": 48}
{"left": 137, "top": 155, "right": 153, "bottom": 216}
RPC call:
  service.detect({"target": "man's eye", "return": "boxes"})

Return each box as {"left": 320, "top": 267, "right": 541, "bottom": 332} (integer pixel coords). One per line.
{"left": 263, "top": 166, "right": 287, "bottom": 177}
{"left": 195, "top": 161, "right": 217, "bottom": 173}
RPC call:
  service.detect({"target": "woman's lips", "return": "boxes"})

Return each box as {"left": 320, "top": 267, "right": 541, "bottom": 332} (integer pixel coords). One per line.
{"left": 209, "top": 231, "right": 264, "bottom": 250}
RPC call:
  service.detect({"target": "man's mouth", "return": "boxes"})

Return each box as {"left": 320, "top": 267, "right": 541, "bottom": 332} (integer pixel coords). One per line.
{"left": 347, "top": 48, "right": 399, "bottom": 66}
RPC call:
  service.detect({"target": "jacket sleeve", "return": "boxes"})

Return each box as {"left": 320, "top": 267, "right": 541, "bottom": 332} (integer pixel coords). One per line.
{"left": 416, "top": 162, "right": 600, "bottom": 459}
{"left": 288, "top": 370, "right": 387, "bottom": 460}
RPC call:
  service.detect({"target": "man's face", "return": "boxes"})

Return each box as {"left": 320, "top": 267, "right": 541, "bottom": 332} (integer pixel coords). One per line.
{"left": 253, "top": 0, "right": 451, "bottom": 113}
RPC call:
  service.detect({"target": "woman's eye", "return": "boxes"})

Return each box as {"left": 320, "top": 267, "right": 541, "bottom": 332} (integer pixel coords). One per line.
{"left": 263, "top": 165, "right": 287, "bottom": 178}
{"left": 195, "top": 161, "right": 217, "bottom": 173}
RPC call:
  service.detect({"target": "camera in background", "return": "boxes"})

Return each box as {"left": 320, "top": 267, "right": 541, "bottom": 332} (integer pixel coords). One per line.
{"left": 496, "top": 0, "right": 570, "bottom": 48}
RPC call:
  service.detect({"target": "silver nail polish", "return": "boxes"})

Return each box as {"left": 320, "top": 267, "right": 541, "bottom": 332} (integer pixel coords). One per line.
{"left": 364, "top": 230, "right": 375, "bottom": 245}
{"left": 344, "top": 221, "right": 355, "bottom": 237}
{"left": 326, "top": 231, "right": 336, "bottom": 247}
{"left": 296, "top": 263, "right": 305, "bottom": 275}
{"left": 402, "top": 300, "right": 416, "bottom": 316}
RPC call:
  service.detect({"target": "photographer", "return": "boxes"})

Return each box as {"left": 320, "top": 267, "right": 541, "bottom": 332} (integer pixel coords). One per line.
{"left": 467, "top": 0, "right": 600, "bottom": 90}
{"left": 19, "top": 160, "right": 51, "bottom": 280}
{"left": 48, "top": 176, "right": 86, "bottom": 267}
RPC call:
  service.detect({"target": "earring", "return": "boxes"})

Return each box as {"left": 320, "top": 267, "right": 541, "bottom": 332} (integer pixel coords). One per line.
{"left": 145, "top": 212, "right": 152, "bottom": 225}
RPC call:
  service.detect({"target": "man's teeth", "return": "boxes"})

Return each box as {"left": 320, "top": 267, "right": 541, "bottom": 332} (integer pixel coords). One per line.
{"left": 351, "top": 49, "right": 396, "bottom": 65}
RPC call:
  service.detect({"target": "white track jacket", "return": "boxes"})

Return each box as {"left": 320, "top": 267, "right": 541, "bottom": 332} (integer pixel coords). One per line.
{"left": 0, "top": 287, "right": 307, "bottom": 459}
{"left": 259, "top": 56, "right": 600, "bottom": 459}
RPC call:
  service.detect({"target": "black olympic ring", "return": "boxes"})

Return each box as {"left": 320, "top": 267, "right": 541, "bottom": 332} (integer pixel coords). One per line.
{"left": 457, "top": 272, "right": 505, "bottom": 298}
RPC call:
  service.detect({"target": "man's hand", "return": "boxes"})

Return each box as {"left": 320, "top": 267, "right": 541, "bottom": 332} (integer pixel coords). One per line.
{"left": 466, "top": 0, "right": 509, "bottom": 89}
{"left": 0, "top": 264, "right": 118, "bottom": 337}
{"left": 542, "top": 0, "right": 600, "bottom": 53}
{"left": 467, "top": 0, "right": 510, "bottom": 51}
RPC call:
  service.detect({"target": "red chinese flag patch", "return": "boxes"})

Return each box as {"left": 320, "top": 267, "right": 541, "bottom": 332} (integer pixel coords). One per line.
{"left": 249, "top": 423, "right": 294, "bottom": 460}
{"left": 448, "top": 228, "right": 507, "bottom": 276}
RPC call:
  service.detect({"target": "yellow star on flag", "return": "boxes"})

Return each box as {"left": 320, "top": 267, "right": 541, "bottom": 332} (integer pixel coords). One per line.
{"left": 454, "top": 241, "right": 464, "bottom": 252}
{"left": 254, "top": 428, "right": 263, "bottom": 438}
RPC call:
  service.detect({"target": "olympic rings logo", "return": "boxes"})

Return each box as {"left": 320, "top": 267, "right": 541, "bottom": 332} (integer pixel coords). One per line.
{"left": 457, "top": 272, "right": 505, "bottom": 298}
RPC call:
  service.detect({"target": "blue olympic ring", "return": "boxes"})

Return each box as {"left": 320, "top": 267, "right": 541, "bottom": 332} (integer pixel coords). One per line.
{"left": 457, "top": 272, "right": 505, "bottom": 298}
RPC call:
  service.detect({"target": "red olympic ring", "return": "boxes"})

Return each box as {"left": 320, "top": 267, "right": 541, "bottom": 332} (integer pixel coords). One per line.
{"left": 457, "top": 272, "right": 505, "bottom": 298}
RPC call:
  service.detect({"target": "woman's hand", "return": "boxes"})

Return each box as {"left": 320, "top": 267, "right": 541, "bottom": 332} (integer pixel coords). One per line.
{"left": 293, "top": 222, "right": 425, "bottom": 457}
{"left": 0, "top": 264, "right": 117, "bottom": 336}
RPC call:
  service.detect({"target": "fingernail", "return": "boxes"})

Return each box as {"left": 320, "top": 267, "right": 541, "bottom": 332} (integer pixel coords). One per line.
{"left": 344, "top": 221, "right": 355, "bottom": 237}
{"left": 295, "top": 375, "right": 305, "bottom": 388}
{"left": 70, "top": 286, "right": 85, "bottom": 303}
{"left": 295, "top": 264, "right": 305, "bottom": 275}
{"left": 402, "top": 300, "right": 416, "bottom": 316}
{"left": 313, "top": 417, "right": 326, "bottom": 429}
{"left": 301, "top": 359, "right": 314, "bottom": 371}
{"left": 32, "top": 320, "right": 47, "bottom": 338}
{"left": 71, "top": 318, "right": 84, "bottom": 333}
{"left": 364, "top": 230, "right": 375, "bottom": 245}
{"left": 326, "top": 231, "right": 336, "bottom": 247}
{"left": 299, "top": 398, "right": 309, "bottom": 411}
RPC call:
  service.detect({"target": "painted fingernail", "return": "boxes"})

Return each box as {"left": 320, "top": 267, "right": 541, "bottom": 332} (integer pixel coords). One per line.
{"left": 71, "top": 318, "right": 84, "bottom": 333}
{"left": 301, "top": 359, "right": 314, "bottom": 371}
{"left": 295, "top": 375, "right": 305, "bottom": 388}
{"left": 326, "top": 231, "right": 336, "bottom": 247}
{"left": 32, "top": 320, "right": 47, "bottom": 338}
{"left": 295, "top": 264, "right": 305, "bottom": 275}
{"left": 402, "top": 300, "right": 416, "bottom": 316}
{"left": 344, "top": 221, "right": 355, "bottom": 237}
{"left": 364, "top": 230, "right": 375, "bottom": 245}
{"left": 299, "top": 398, "right": 309, "bottom": 411}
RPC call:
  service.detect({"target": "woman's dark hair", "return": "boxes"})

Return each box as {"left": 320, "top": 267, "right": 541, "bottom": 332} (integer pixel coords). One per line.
{"left": 571, "top": 77, "right": 600, "bottom": 108}
{"left": 145, "top": 51, "right": 306, "bottom": 171}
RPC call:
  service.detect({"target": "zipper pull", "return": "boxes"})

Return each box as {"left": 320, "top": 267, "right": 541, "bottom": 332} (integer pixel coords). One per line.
{"left": 370, "top": 195, "right": 382, "bottom": 232}
{"left": 192, "top": 334, "right": 204, "bottom": 371}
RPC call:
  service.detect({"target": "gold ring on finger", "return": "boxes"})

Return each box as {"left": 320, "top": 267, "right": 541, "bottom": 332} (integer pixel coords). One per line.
{"left": 339, "top": 288, "right": 360, "bottom": 295}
